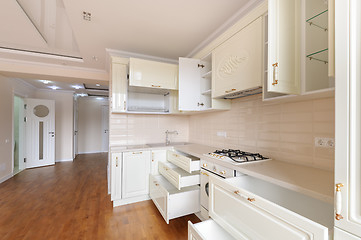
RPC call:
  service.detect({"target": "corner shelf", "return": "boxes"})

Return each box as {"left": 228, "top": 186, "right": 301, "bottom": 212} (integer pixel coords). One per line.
{"left": 306, "top": 9, "right": 328, "bottom": 31}
{"left": 201, "top": 70, "right": 212, "bottom": 79}
{"left": 306, "top": 48, "right": 328, "bottom": 64}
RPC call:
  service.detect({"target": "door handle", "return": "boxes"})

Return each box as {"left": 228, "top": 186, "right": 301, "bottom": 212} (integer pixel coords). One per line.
{"left": 272, "top": 62, "right": 279, "bottom": 86}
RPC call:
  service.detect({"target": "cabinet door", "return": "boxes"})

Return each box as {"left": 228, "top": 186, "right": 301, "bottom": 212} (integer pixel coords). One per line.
{"left": 111, "top": 59, "right": 128, "bottom": 112}
{"left": 129, "top": 58, "right": 178, "bottom": 90}
{"left": 122, "top": 151, "right": 151, "bottom": 198}
{"left": 179, "top": 57, "right": 201, "bottom": 111}
{"left": 212, "top": 17, "right": 263, "bottom": 98}
{"left": 151, "top": 149, "right": 167, "bottom": 175}
{"left": 111, "top": 152, "right": 122, "bottom": 201}
{"left": 334, "top": 0, "right": 361, "bottom": 237}
{"left": 268, "top": 0, "right": 301, "bottom": 94}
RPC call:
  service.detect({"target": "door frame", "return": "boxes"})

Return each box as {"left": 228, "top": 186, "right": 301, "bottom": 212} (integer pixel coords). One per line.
{"left": 101, "top": 105, "right": 109, "bottom": 152}
{"left": 12, "top": 93, "right": 26, "bottom": 174}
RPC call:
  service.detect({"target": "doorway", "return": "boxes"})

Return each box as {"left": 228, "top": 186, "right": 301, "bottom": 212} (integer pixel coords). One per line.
{"left": 101, "top": 105, "right": 109, "bottom": 152}
{"left": 13, "top": 95, "right": 25, "bottom": 174}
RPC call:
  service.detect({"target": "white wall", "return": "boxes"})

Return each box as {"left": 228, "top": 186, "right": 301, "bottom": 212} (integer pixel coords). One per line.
{"left": 34, "top": 90, "right": 74, "bottom": 162}
{"left": 77, "top": 97, "right": 108, "bottom": 153}
{"left": 0, "top": 75, "right": 35, "bottom": 182}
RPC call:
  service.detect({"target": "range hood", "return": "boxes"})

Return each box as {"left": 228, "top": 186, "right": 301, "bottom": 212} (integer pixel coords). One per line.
{"left": 220, "top": 86, "right": 263, "bottom": 99}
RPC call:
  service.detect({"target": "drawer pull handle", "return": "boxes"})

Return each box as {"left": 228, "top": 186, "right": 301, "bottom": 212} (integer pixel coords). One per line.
{"left": 151, "top": 85, "right": 161, "bottom": 88}
{"left": 132, "top": 152, "right": 143, "bottom": 154}
{"left": 198, "top": 64, "right": 205, "bottom": 68}
{"left": 220, "top": 170, "right": 226, "bottom": 175}
{"left": 225, "top": 88, "right": 236, "bottom": 93}
{"left": 155, "top": 183, "right": 159, "bottom": 186}
{"left": 272, "top": 62, "right": 279, "bottom": 86}
{"left": 234, "top": 190, "right": 256, "bottom": 202}
{"left": 115, "top": 157, "right": 118, "bottom": 167}
{"left": 335, "top": 183, "right": 344, "bottom": 220}
{"left": 201, "top": 172, "right": 209, "bottom": 176}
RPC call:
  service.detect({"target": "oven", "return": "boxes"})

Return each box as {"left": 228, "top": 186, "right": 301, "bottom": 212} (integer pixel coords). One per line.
{"left": 200, "top": 159, "right": 237, "bottom": 218}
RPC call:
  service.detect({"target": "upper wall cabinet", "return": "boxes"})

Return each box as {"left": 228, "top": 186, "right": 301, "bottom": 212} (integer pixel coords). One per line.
{"left": 129, "top": 58, "right": 178, "bottom": 90}
{"left": 111, "top": 57, "right": 128, "bottom": 113}
{"left": 212, "top": 17, "right": 263, "bottom": 99}
{"left": 178, "top": 54, "right": 230, "bottom": 111}
{"left": 267, "top": 0, "right": 335, "bottom": 97}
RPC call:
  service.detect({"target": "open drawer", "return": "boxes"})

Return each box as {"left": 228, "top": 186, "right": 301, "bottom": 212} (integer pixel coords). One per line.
{"left": 159, "top": 161, "right": 200, "bottom": 190}
{"left": 150, "top": 174, "right": 200, "bottom": 224}
{"left": 208, "top": 175, "right": 333, "bottom": 240}
{"left": 188, "top": 220, "right": 236, "bottom": 240}
{"left": 167, "top": 149, "right": 200, "bottom": 173}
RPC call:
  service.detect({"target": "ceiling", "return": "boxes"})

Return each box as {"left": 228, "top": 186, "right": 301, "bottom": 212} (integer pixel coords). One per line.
{"left": 0, "top": 0, "right": 263, "bottom": 84}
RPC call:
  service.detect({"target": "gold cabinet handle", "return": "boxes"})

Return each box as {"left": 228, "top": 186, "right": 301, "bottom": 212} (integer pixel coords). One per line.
{"left": 132, "top": 152, "right": 143, "bottom": 154}
{"left": 234, "top": 190, "right": 256, "bottom": 202}
{"left": 124, "top": 101, "right": 126, "bottom": 111}
{"left": 335, "top": 183, "right": 344, "bottom": 220}
{"left": 202, "top": 163, "right": 207, "bottom": 167}
{"left": 151, "top": 85, "right": 161, "bottom": 88}
{"left": 220, "top": 170, "right": 226, "bottom": 175}
{"left": 198, "top": 64, "right": 205, "bottom": 68}
{"left": 115, "top": 157, "right": 118, "bottom": 167}
{"left": 201, "top": 172, "right": 209, "bottom": 176}
{"left": 272, "top": 62, "right": 279, "bottom": 86}
{"left": 225, "top": 89, "right": 236, "bottom": 93}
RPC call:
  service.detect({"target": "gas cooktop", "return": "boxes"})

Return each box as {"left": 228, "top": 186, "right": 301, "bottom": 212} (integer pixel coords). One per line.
{"left": 205, "top": 149, "right": 270, "bottom": 165}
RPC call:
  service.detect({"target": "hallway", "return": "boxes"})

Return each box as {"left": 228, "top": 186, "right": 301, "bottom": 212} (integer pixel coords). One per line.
{"left": 0, "top": 153, "right": 200, "bottom": 239}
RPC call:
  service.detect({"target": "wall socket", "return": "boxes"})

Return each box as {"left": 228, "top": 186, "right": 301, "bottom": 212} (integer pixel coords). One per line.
{"left": 217, "top": 131, "right": 227, "bottom": 138}
{"left": 315, "top": 137, "right": 335, "bottom": 148}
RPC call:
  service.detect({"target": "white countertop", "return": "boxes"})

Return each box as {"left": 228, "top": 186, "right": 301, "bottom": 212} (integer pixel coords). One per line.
{"left": 174, "top": 144, "right": 334, "bottom": 204}
{"left": 110, "top": 143, "right": 334, "bottom": 204}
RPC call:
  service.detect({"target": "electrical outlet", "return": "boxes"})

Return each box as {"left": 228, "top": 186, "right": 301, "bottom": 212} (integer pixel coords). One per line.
{"left": 315, "top": 137, "right": 335, "bottom": 148}
{"left": 217, "top": 131, "right": 227, "bottom": 138}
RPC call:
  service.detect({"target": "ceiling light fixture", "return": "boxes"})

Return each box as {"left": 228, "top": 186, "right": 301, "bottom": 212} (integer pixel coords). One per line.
{"left": 77, "top": 93, "right": 88, "bottom": 97}
{"left": 72, "top": 85, "right": 83, "bottom": 90}
{"left": 83, "top": 11, "right": 91, "bottom": 21}
{"left": 96, "top": 97, "right": 104, "bottom": 100}
{"left": 95, "top": 84, "right": 100, "bottom": 87}
{"left": 49, "top": 86, "right": 59, "bottom": 90}
{"left": 39, "top": 80, "right": 51, "bottom": 84}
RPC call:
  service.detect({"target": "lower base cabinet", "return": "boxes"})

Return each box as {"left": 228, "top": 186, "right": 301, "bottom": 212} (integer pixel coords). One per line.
{"left": 188, "top": 220, "right": 235, "bottom": 240}
{"left": 150, "top": 174, "right": 200, "bottom": 224}
{"left": 189, "top": 174, "right": 333, "bottom": 239}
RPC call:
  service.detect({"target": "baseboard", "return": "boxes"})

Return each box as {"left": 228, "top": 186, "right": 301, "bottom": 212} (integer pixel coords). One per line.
{"left": 113, "top": 195, "right": 150, "bottom": 207}
{"left": 78, "top": 151, "right": 107, "bottom": 154}
{"left": 0, "top": 173, "right": 13, "bottom": 184}
{"left": 56, "top": 158, "right": 73, "bottom": 162}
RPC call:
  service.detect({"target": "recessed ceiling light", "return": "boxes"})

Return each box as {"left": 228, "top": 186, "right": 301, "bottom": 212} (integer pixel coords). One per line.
{"left": 95, "top": 84, "right": 100, "bottom": 87}
{"left": 76, "top": 93, "right": 88, "bottom": 97}
{"left": 49, "top": 86, "right": 59, "bottom": 90}
{"left": 96, "top": 97, "right": 104, "bottom": 100}
{"left": 39, "top": 80, "right": 51, "bottom": 84}
{"left": 72, "top": 85, "right": 83, "bottom": 89}
{"left": 83, "top": 11, "right": 91, "bottom": 21}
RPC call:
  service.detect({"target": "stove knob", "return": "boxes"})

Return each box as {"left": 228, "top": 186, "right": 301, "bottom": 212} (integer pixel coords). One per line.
{"left": 202, "top": 163, "right": 207, "bottom": 167}
{"left": 220, "top": 170, "right": 226, "bottom": 175}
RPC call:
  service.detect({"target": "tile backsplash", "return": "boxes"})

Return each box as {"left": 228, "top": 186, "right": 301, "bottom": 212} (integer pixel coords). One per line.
{"left": 110, "top": 114, "right": 189, "bottom": 146}
{"left": 189, "top": 95, "right": 335, "bottom": 171}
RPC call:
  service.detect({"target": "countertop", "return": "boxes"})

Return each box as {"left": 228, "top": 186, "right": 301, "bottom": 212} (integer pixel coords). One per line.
{"left": 111, "top": 143, "right": 334, "bottom": 204}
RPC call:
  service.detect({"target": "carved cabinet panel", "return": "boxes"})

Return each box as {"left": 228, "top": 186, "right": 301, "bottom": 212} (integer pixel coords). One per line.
{"left": 212, "top": 17, "right": 263, "bottom": 98}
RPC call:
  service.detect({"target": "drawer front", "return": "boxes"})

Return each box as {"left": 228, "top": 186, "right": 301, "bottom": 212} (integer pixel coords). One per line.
{"left": 201, "top": 160, "right": 234, "bottom": 178}
{"left": 149, "top": 175, "right": 169, "bottom": 223}
{"left": 209, "top": 176, "right": 328, "bottom": 240}
{"left": 159, "top": 162, "right": 181, "bottom": 189}
{"left": 167, "top": 150, "right": 191, "bottom": 172}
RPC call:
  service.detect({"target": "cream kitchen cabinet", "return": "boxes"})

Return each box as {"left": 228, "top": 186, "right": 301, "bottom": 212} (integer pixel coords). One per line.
{"left": 110, "top": 152, "right": 122, "bottom": 201}
{"left": 111, "top": 57, "right": 128, "bottom": 113}
{"left": 334, "top": 0, "right": 361, "bottom": 238}
{"left": 149, "top": 174, "right": 200, "bottom": 224}
{"left": 122, "top": 151, "right": 151, "bottom": 198}
{"left": 189, "top": 174, "right": 333, "bottom": 239}
{"left": 212, "top": 17, "right": 263, "bottom": 99}
{"left": 129, "top": 58, "right": 178, "bottom": 90}
{"left": 267, "top": 0, "right": 335, "bottom": 98}
{"left": 151, "top": 149, "right": 167, "bottom": 175}
{"left": 167, "top": 149, "right": 200, "bottom": 173}
{"left": 178, "top": 55, "right": 230, "bottom": 111}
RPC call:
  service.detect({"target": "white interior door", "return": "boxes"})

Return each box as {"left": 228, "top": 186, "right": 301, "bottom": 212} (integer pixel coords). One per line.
{"left": 73, "top": 97, "right": 78, "bottom": 158}
{"left": 25, "top": 98, "right": 55, "bottom": 168}
{"left": 335, "top": 0, "right": 361, "bottom": 238}
{"left": 101, "top": 105, "right": 109, "bottom": 152}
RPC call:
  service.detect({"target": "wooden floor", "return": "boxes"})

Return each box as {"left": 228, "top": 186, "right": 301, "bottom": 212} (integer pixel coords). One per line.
{"left": 0, "top": 153, "right": 200, "bottom": 240}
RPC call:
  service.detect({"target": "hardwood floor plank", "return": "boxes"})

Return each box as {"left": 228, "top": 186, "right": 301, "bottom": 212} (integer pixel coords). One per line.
{"left": 0, "top": 153, "right": 200, "bottom": 239}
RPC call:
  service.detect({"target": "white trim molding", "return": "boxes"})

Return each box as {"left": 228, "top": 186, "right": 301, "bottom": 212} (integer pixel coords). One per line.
{"left": 0, "top": 173, "right": 13, "bottom": 185}
{"left": 56, "top": 158, "right": 74, "bottom": 162}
